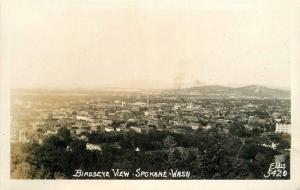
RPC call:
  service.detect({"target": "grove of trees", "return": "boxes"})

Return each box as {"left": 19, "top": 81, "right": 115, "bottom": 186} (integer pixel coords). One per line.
{"left": 11, "top": 126, "right": 289, "bottom": 179}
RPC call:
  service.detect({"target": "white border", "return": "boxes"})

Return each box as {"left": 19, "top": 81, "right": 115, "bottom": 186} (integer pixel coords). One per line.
{"left": 1, "top": 0, "right": 300, "bottom": 190}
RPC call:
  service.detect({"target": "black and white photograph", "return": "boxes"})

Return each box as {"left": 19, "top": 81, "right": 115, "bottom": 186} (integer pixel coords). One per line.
{"left": 1, "top": 0, "right": 300, "bottom": 189}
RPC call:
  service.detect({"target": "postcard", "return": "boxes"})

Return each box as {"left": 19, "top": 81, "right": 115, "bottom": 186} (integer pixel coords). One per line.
{"left": 1, "top": 0, "right": 300, "bottom": 189}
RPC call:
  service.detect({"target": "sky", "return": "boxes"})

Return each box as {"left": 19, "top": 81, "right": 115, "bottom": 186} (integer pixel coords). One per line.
{"left": 3, "top": 0, "right": 291, "bottom": 89}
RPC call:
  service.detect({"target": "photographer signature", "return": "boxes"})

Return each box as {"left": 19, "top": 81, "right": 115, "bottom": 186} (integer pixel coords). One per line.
{"left": 264, "top": 162, "right": 287, "bottom": 178}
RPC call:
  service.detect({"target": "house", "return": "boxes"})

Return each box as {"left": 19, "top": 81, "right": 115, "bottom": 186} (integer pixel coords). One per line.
{"left": 105, "top": 127, "right": 114, "bottom": 132}
{"left": 202, "top": 125, "right": 212, "bottom": 130}
{"left": 189, "top": 123, "right": 199, "bottom": 130}
{"left": 45, "top": 129, "right": 58, "bottom": 135}
{"left": 131, "top": 126, "right": 142, "bottom": 133}
{"left": 275, "top": 123, "right": 291, "bottom": 134}
{"left": 86, "top": 143, "right": 102, "bottom": 151}
{"left": 261, "top": 142, "right": 277, "bottom": 150}
{"left": 76, "top": 115, "right": 93, "bottom": 122}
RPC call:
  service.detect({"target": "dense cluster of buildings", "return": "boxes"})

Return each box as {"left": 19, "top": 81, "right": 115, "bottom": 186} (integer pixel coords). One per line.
{"left": 11, "top": 92, "right": 291, "bottom": 152}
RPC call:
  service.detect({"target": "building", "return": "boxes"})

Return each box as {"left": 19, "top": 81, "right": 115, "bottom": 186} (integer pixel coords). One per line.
{"left": 104, "top": 127, "right": 114, "bottom": 132}
{"left": 261, "top": 142, "right": 277, "bottom": 150}
{"left": 76, "top": 115, "right": 93, "bottom": 122}
{"left": 202, "top": 125, "right": 212, "bottom": 130}
{"left": 131, "top": 126, "right": 142, "bottom": 133}
{"left": 18, "top": 129, "right": 28, "bottom": 143}
{"left": 275, "top": 123, "right": 291, "bottom": 134}
{"left": 86, "top": 143, "right": 102, "bottom": 151}
{"left": 190, "top": 123, "right": 199, "bottom": 130}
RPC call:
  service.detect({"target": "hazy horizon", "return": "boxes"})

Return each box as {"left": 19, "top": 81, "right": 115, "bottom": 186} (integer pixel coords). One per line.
{"left": 3, "top": 1, "right": 291, "bottom": 90}
{"left": 11, "top": 83, "right": 290, "bottom": 91}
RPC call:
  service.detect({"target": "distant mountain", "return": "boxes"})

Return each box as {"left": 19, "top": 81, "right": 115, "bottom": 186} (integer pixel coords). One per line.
{"left": 164, "top": 85, "right": 290, "bottom": 99}
{"left": 165, "top": 85, "right": 232, "bottom": 94}
{"left": 225, "top": 85, "right": 290, "bottom": 98}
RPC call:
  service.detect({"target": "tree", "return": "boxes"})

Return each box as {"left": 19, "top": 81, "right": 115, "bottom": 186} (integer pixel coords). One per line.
{"left": 241, "top": 143, "right": 258, "bottom": 160}
{"left": 163, "top": 135, "right": 177, "bottom": 151}
{"left": 57, "top": 127, "right": 72, "bottom": 144}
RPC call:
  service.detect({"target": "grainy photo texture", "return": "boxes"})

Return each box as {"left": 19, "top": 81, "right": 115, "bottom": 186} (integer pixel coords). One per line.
{"left": 7, "top": 1, "right": 292, "bottom": 180}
